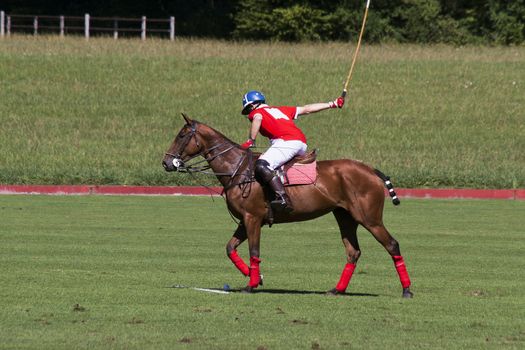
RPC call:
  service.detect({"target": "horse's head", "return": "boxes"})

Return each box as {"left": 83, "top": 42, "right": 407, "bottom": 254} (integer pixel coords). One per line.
{"left": 162, "top": 113, "right": 203, "bottom": 172}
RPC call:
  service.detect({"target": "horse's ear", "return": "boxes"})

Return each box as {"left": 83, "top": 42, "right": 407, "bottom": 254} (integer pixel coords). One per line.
{"left": 181, "top": 113, "right": 192, "bottom": 125}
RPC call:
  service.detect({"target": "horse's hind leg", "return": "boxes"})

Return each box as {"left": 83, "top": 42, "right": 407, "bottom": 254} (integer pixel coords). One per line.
{"left": 329, "top": 208, "right": 361, "bottom": 295}
{"left": 225, "top": 223, "right": 249, "bottom": 277}
{"left": 364, "top": 222, "right": 413, "bottom": 298}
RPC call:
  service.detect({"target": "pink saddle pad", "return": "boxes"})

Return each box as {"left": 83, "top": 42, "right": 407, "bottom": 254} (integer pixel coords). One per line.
{"left": 283, "top": 161, "right": 317, "bottom": 186}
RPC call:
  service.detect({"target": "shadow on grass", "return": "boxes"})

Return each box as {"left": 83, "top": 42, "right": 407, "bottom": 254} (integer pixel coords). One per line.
{"left": 168, "top": 285, "right": 378, "bottom": 297}
{"left": 241, "top": 288, "right": 379, "bottom": 297}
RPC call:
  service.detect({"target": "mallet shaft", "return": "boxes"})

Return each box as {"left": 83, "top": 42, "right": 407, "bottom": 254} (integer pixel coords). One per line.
{"left": 342, "top": 0, "right": 371, "bottom": 98}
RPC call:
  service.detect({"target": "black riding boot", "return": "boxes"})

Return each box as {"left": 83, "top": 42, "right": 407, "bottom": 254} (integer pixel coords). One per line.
{"left": 268, "top": 176, "right": 293, "bottom": 212}
{"left": 254, "top": 159, "right": 293, "bottom": 213}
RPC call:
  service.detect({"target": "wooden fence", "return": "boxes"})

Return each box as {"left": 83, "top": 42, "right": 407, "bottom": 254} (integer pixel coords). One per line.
{"left": 0, "top": 11, "right": 175, "bottom": 40}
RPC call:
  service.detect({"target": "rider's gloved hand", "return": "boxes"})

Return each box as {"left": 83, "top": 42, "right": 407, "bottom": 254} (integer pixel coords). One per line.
{"left": 241, "top": 138, "right": 255, "bottom": 149}
{"left": 328, "top": 96, "right": 345, "bottom": 109}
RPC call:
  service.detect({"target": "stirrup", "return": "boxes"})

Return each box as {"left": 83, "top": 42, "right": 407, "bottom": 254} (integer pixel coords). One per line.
{"left": 271, "top": 194, "right": 293, "bottom": 213}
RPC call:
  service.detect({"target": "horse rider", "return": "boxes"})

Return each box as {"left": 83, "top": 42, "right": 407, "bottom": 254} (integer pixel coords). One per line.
{"left": 240, "top": 90, "right": 345, "bottom": 212}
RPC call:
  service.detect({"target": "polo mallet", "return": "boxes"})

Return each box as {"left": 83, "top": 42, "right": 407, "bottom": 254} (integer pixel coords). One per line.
{"left": 341, "top": 0, "right": 371, "bottom": 99}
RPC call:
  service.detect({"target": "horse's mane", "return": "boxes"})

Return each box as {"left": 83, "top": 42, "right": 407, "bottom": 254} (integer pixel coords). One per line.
{"left": 194, "top": 120, "right": 240, "bottom": 148}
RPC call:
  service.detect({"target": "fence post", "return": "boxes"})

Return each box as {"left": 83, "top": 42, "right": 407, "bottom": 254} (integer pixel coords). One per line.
{"left": 141, "top": 16, "right": 146, "bottom": 40}
{"left": 33, "top": 16, "right": 38, "bottom": 35}
{"left": 59, "top": 15, "right": 64, "bottom": 37}
{"left": 113, "top": 19, "right": 118, "bottom": 39}
{"left": 84, "top": 13, "right": 90, "bottom": 39}
{"left": 1, "top": 11, "right": 4, "bottom": 37}
{"left": 6, "top": 15, "right": 10, "bottom": 36}
{"left": 170, "top": 16, "right": 175, "bottom": 40}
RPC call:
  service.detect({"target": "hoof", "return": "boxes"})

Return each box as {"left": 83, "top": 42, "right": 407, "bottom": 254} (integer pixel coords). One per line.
{"left": 402, "top": 288, "right": 414, "bottom": 298}
{"left": 327, "top": 288, "right": 344, "bottom": 296}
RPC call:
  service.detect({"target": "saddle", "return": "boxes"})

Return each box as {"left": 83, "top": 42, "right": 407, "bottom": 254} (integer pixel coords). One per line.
{"left": 259, "top": 149, "right": 318, "bottom": 227}
{"left": 279, "top": 149, "right": 318, "bottom": 186}
{"left": 287, "top": 149, "right": 317, "bottom": 165}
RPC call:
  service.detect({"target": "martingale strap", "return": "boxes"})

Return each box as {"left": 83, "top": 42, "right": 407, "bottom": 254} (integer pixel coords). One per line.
{"left": 223, "top": 149, "right": 256, "bottom": 192}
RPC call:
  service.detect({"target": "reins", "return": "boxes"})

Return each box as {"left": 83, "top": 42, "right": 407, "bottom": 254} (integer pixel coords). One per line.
{"left": 166, "top": 143, "right": 236, "bottom": 175}
{"left": 165, "top": 122, "right": 255, "bottom": 186}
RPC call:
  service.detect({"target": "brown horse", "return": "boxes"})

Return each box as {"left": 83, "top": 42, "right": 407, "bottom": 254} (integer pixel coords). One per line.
{"left": 162, "top": 114, "right": 413, "bottom": 298}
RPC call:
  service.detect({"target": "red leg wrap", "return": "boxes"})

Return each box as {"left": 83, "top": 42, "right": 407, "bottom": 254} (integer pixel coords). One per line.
{"left": 335, "top": 263, "right": 356, "bottom": 293}
{"left": 393, "top": 255, "right": 411, "bottom": 288}
{"left": 248, "top": 256, "right": 261, "bottom": 288}
{"left": 228, "top": 250, "right": 249, "bottom": 276}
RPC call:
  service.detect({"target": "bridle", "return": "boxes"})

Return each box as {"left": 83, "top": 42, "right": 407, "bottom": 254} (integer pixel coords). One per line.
{"left": 165, "top": 121, "right": 254, "bottom": 184}
{"left": 164, "top": 121, "right": 198, "bottom": 168}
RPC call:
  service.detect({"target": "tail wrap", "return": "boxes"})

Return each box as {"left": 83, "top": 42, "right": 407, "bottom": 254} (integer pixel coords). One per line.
{"left": 374, "top": 169, "right": 400, "bottom": 206}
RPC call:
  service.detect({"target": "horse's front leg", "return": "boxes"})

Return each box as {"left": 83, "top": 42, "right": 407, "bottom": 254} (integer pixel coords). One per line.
{"left": 226, "top": 223, "right": 249, "bottom": 276}
{"left": 243, "top": 213, "right": 263, "bottom": 292}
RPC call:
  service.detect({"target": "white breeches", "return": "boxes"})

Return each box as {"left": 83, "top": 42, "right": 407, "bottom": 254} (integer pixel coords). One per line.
{"left": 259, "top": 139, "right": 307, "bottom": 170}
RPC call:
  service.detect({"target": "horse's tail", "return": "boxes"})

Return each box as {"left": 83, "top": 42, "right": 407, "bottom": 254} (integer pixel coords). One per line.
{"left": 374, "top": 169, "right": 400, "bottom": 206}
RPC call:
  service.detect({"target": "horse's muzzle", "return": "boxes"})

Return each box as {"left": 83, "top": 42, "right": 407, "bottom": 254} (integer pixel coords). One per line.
{"left": 162, "top": 157, "right": 184, "bottom": 172}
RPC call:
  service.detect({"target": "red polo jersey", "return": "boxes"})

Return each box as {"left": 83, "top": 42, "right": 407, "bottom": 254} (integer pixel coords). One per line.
{"left": 248, "top": 106, "right": 306, "bottom": 143}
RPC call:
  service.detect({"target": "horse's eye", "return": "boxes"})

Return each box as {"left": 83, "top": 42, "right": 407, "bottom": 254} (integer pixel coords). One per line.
{"left": 178, "top": 132, "right": 186, "bottom": 139}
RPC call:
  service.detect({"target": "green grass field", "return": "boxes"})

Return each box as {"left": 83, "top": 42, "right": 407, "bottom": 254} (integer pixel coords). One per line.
{"left": 1, "top": 195, "right": 523, "bottom": 349}
{"left": 0, "top": 36, "right": 523, "bottom": 188}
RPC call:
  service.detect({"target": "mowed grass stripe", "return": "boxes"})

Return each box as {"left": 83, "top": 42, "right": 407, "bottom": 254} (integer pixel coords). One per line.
{"left": 0, "top": 195, "right": 523, "bottom": 349}
{"left": 0, "top": 37, "right": 523, "bottom": 188}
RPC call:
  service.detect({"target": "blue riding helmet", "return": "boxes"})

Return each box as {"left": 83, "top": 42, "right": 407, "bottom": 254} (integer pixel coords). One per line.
{"left": 242, "top": 90, "right": 266, "bottom": 115}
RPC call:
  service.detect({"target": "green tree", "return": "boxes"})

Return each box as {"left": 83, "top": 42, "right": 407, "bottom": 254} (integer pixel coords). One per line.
{"left": 487, "top": 0, "right": 525, "bottom": 44}
{"left": 271, "top": 5, "right": 333, "bottom": 41}
{"left": 3, "top": 0, "right": 525, "bottom": 43}
{"left": 234, "top": 2, "right": 332, "bottom": 41}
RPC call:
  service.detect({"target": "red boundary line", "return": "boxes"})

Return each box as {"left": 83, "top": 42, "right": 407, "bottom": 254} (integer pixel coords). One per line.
{"left": 0, "top": 184, "right": 524, "bottom": 200}
{"left": 396, "top": 188, "right": 524, "bottom": 200}
{"left": 0, "top": 185, "right": 220, "bottom": 196}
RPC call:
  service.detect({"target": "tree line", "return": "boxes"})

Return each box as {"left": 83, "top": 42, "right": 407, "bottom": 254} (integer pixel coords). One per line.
{"left": 3, "top": 0, "right": 524, "bottom": 44}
